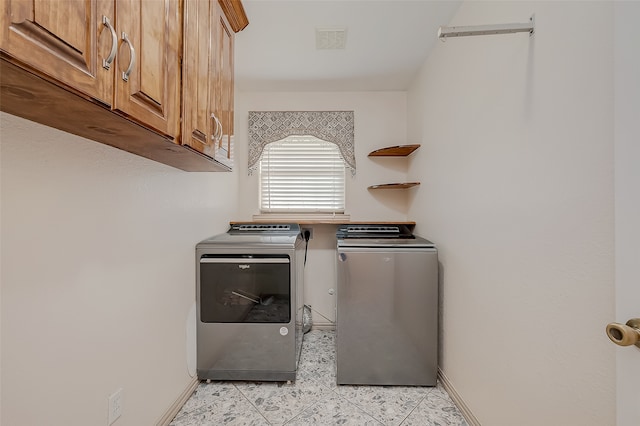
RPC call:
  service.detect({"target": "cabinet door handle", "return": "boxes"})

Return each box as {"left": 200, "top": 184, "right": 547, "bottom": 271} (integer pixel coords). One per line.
{"left": 121, "top": 32, "right": 136, "bottom": 82}
{"left": 217, "top": 115, "right": 224, "bottom": 141}
{"left": 101, "top": 16, "right": 117, "bottom": 70}
{"left": 216, "top": 115, "right": 223, "bottom": 141}
{"left": 210, "top": 113, "right": 217, "bottom": 141}
{"left": 211, "top": 113, "right": 222, "bottom": 142}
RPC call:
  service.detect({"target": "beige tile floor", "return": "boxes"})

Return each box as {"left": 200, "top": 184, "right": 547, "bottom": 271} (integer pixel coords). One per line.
{"left": 170, "top": 330, "right": 467, "bottom": 425}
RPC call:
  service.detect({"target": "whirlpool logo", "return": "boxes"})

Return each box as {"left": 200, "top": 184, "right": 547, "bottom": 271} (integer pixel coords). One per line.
{"left": 238, "top": 264, "right": 251, "bottom": 270}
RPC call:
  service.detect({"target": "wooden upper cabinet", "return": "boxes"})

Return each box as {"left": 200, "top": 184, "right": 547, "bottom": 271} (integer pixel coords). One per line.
{"left": 0, "top": 0, "right": 115, "bottom": 104}
{"left": 114, "top": 0, "right": 181, "bottom": 138}
{"left": 182, "top": 0, "right": 217, "bottom": 159}
{"left": 1, "top": 0, "right": 247, "bottom": 171}
{"left": 1, "top": 0, "right": 180, "bottom": 138}
{"left": 182, "top": 0, "right": 245, "bottom": 170}
{"left": 212, "top": 1, "right": 234, "bottom": 169}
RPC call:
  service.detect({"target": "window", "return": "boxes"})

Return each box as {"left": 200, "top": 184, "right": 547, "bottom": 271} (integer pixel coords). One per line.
{"left": 259, "top": 135, "right": 345, "bottom": 213}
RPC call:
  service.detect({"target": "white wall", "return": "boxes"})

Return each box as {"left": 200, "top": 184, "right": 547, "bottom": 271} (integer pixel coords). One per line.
{"left": 407, "top": 2, "right": 615, "bottom": 425}
{"left": 235, "top": 91, "right": 410, "bottom": 324}
{"left": 0, "top": 112, "right": 239, "bottom": 425}
{"left": 614, "top": 2, "right": 640, "bottom": 424}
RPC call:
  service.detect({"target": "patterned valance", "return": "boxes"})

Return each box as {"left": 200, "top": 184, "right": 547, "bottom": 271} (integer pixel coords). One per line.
{"left": 248, "top": 111, "right": 355, "bottom": 175}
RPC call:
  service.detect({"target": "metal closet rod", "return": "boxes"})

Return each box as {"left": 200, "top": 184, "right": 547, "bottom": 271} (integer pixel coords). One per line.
{"left": 438, "top": 15, "right": 535, "bottom": 40}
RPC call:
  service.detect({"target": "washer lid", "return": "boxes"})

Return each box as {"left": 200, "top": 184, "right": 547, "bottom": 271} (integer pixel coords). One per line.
{"left": 229, "top": 223, "right": 299, "bottom": 234}
{"left": 197, "top": 232, "right": 300, "bottom": 248}
{"left": 337, "top": 235, "right": 435, "bottom": 249}
{"left": 336, "top": 223, "right": 414, "bottom": 239}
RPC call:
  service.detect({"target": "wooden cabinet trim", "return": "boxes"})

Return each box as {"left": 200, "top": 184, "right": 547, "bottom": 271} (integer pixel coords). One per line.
{"left": 218, "top": 0, "right": 249, "bottom": 33}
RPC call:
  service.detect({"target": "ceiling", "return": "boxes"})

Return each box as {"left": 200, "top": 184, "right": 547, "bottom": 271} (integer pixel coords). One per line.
{"left": 234, "top": 0, "right": 463, "bottom": 92}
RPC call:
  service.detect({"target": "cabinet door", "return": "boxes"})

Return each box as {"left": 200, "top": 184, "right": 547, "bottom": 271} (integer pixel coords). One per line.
{"left": 212, "top": 1, "right": 234, "bottom": 168}
{"left": 114, "top": 0, "right": 180, "bottom": 138}
{"left": 0, "top": 0, "right": 115, "bottom": 104}
{"left": 182, "top": 0, "right": 216, "bottom": 158}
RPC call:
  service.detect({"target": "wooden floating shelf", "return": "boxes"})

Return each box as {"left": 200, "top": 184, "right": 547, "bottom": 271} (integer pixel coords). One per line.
{"left": 368, "top": 182, "right": 421, "bottom": 190}
{"left": 232, "top": 220, "right": 416, "bottom": 227}
{"left": 368, "top": 144, "right": 421, "bottom": 157}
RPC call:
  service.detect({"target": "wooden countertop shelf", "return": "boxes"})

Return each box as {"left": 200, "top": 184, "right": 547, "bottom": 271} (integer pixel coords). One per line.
{"left": 232, "top": 220, "right": 416, "bottom": 227}
{"left": 368, "top": 144, "right": 421, "bottom": 157}
{"left": 368, "top": 182, "right": 421, "bottom": 190}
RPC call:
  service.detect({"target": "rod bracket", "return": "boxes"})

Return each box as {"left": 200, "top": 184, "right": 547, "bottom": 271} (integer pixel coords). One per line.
{"left": 438, "top": 14, "right": 535, "bottom": 41}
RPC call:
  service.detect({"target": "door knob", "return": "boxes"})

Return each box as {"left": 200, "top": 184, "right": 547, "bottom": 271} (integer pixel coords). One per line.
{"left": 606, "top": 318, "right": 640, "bottom": 348}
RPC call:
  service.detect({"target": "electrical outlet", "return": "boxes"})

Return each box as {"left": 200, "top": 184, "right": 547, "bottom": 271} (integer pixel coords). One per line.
{"left": 108, "top": 388, "right": 123, "bottom": 425}
{"left": 302, "top": 227, "right": 313, "bottom": 240}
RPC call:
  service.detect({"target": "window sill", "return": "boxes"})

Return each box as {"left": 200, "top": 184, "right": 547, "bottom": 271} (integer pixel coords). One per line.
{"left": 251, "top": 213, "right": 351, "bottom": 225}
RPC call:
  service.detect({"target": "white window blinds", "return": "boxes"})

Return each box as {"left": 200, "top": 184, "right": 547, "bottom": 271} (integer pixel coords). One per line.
{"left": 259, "top": 136, "right": 346, "bottom": 213}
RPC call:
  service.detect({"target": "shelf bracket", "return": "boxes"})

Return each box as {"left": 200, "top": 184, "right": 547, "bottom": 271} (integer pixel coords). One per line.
{"left": 438, "top": 15, "right": 535, "bottom": 41}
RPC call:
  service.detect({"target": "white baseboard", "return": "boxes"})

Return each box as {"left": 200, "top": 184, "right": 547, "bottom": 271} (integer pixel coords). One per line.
{"left": 310, "top": 322, "right": 335, "bottom": 331}
{"left": 156, "top": 377, "right": 199, "bottom": 426}
{"left": 438, "top": 368, "right": 481, "bottom": 426}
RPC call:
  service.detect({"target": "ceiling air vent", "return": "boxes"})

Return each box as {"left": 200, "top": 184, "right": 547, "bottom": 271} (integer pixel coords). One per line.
{"left": 316, "top": 28, "right": 347, "bottom": 50}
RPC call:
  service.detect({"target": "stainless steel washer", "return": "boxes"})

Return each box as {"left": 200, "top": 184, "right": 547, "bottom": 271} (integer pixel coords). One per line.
{"left": 336, "top": 224, "right": 438, "bottom": 386}
{"left": 196, "top": 223, "right": 304, "bottom": 381}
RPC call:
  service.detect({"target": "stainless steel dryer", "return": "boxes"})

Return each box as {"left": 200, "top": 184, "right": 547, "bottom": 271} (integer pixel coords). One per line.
{"left": 196, "top": 223, "right": 304, "bottom": 381}
{"left": 336, "top": 224, "right": 438, "bottom": 386}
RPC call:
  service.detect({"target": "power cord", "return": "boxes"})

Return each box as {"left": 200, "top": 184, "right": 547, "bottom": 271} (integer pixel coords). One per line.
{"left": 303, "top": 229, "right": 310, "bottom": 266}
